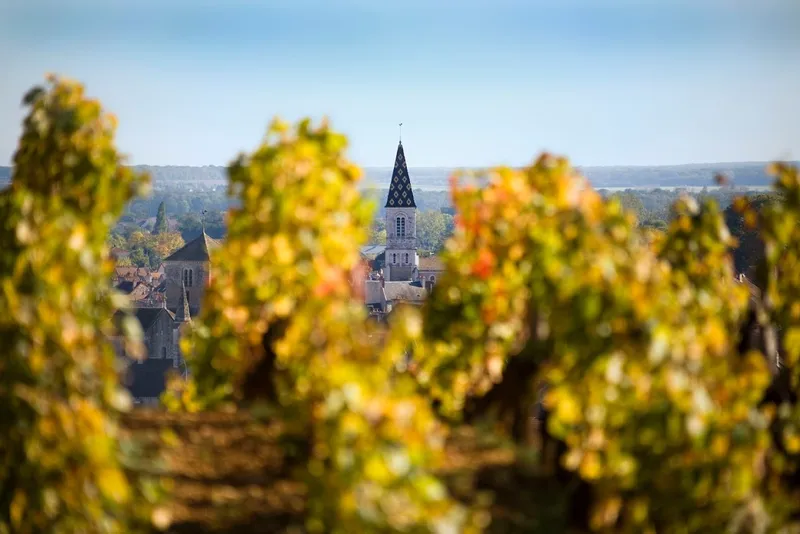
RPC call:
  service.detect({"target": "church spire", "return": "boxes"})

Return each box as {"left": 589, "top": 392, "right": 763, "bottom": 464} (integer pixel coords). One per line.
{"left": 177, "top": 279, "right": 191, "bottom": 323}
{"left": 385, "top": 141, "right": 416, "bottom": 208}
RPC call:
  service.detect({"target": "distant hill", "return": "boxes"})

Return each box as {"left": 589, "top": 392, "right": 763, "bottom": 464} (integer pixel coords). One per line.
{"left": 361, "top": 162, "right": 799, "bottom": 190}
{"left": 1, "top": 161, "right": 797, "bottom": 190}
{"left": 133, "top": 165, "right": 228, "bottom": 182}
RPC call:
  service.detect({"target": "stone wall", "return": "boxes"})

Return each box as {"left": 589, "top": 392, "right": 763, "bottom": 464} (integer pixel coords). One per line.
{"left": 386, "top": 207, "right": 416, "bottom": 240}
{"left": 164, "top": 260, "right": 209, "bottom": 315}
{"left": 143, "top": 310, "right": 176, "bottom": 361}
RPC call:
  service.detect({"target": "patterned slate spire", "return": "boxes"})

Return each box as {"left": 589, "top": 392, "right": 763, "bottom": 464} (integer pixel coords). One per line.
{"left": 385, "top": 142, "right": 416, "bottom": 208}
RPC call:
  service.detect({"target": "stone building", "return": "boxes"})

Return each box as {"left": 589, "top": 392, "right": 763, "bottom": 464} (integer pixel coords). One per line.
{"left": 365, "top": 277, "right": 429, "bottom": 317}
{"left": 163, "top": 231, "right": 219, "bottom": 315}
{"left": 113, "top": 289, "right": 191, "bottom": 405}
{"left": 416, "top": 255, "right": 444, "bottom": 285}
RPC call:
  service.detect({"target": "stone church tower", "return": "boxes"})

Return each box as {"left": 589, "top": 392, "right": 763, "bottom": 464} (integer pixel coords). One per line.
{"left": 384, "top": 141, "right": 418, "bottom": 281}
{"left": 163, "top": 231, "right": 219, "bottom": 315}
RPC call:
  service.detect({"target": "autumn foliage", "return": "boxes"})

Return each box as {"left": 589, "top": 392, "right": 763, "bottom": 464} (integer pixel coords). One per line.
{"left": 4, "top": 77, "right": 800, "bottom": 534}
{"left": 0, "top": 77, "right": 154, "bottom": 532}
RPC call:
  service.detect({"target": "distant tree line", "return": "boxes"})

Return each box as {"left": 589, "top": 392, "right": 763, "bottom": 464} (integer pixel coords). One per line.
{"left": 116, "top": 184, "right": 771, "bottom": 266}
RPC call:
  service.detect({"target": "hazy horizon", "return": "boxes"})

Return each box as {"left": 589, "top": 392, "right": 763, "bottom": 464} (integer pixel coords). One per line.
{"left": 2, "top": 1, "right": 799, "bottom": 168}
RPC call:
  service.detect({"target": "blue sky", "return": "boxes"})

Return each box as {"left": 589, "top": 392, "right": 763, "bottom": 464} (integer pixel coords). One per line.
{"left": 1, "top": 0, "right": 799, "bottom": 167}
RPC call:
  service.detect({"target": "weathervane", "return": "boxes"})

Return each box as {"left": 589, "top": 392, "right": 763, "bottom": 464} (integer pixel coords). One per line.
{"left": 399, "top": 122, "right": 403, "bottom": 143}
{"left": 201, "top": 209, "right": 207, "bottom": 233}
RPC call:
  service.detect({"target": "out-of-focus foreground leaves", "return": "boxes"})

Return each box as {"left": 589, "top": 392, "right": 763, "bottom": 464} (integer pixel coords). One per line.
{"left": 0, "top": 76, "right": 157, "bottom": 532}
{"left": 419, "top": 159, "right": 797, "bottom": 532}
{"left": 5, "top": 77, "right": 800, "bottom": 534}
{"left": 169, "top": 118, "right": 482, "bottom": 533}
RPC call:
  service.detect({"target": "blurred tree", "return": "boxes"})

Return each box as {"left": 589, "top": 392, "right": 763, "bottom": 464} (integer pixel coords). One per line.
{"left": 177, "top": 212, "right": 203, "bottom": 241}
{"left": 128, "top": 230, "right": 147, "bottom": 247}
{"left": 150, "top": 232, "right": 184, "bottom": 259}
{"left": 419, "top": 159, "right": 797, "bottom": 532}
{"left": 152, "top": 200, "right": 168, "bottom": 234}
{"left": 0, "top": 76, "right": 154, "bottom": 532}
{"left": 202, "top": 210, "right": 226, "bottom": 239}
{"left": 113, "top": 229, "right": 183, "bottom": 268}
{"left": 639, "top": 218, "right": 667, "bottom": 231}
{"left": 108, "top": 232, "right": 127, "bottom": 249}
{"left": 178, "top": 211, "right": 226, "bottom": 241}
{"left": 368, "top": 219, "right": 387, "bottom": 245}
{"left": 128, "top": 247, "right": 148, "bottom": 268}
{"left": 609, "top": 191, "right": 646, "bottom": 222}
{"left": 416, "top": 210, "right": 453, "bottom": 252}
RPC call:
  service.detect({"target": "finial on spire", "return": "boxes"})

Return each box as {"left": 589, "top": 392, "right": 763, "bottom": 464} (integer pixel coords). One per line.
{"left": 399, "top": 122, "right": 403, "bottom": 144}
{"left": 201, "top": 209, "right": 208, "bottom": 234}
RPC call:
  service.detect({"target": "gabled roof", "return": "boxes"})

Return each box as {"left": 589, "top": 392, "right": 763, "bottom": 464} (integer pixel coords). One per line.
{"left": 113, "top": 307, "right": 174, "bottom": 332}
{"left": 385, "top": 142, "right": 416, "bottom": 208}
{"left": 164, "top": 231, "right": 219, "bottom": 262}
{"left": 360, "top": 245, "right": 386, "bottom": 260}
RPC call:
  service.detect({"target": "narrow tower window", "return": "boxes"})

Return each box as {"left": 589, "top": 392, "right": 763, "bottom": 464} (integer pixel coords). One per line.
{"left": 183, "top": 268, "right": 194, "bottom": 287}
{"left": 404, "top": 253, "right": 409, "bottom": 264}
{"left": 392, "top": 254, "right": 397, "bottom": 264}
{"left": 396, "top": 216, "right": 406, "bottom": 238}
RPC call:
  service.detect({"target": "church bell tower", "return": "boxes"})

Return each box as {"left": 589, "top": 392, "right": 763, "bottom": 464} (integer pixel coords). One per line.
{"left": 384, "top": 140, "right": 418, "bottom": 281}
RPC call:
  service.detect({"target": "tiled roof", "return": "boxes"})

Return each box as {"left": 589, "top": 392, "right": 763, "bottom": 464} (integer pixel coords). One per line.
{"left": 114, "top": 266, "right": 153, "bottom": 278}
{"left": 164, "top": 231, "right": 219, "bottom": 262}
{"left": 418, "top": 255, "right": 444, "bottom": 271}
{"left": 383, "top": 282, "right": 427, "bottom": 303}
{"left": 385, "top": 142, "right": 416, "bottom": 208}
{"left": 115, "top": 267, "right": 139, "bottom": 278}
{"left": 129, "top": 283, "right": 152, "bottom": 302}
